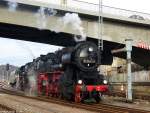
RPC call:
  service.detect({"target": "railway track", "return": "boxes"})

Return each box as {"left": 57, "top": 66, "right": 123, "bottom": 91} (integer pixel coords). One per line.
{"left": 0, "top": 88, "right": 149, "bottom": 113}
{"left": 106, "top": 91, "right": 150, "bottom": 101}
{"left": 0, "top": 103, "right": 16, "bottom": 112}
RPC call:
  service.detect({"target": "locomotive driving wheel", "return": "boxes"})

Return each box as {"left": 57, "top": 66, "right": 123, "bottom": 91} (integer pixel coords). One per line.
{"left": 94, "top": 92, "right": 102, "bottom": 103}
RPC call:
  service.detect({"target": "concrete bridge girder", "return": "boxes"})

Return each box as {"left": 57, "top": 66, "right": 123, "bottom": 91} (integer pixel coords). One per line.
{"left": 0, "top": 5, "right": 150, "bottom": 46}
{"left": 0, "top": 1, "right": 150, "bottom": 66}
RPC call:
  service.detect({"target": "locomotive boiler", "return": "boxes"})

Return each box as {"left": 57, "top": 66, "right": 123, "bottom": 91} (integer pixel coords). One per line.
{"left": 15, "top": 41, "right": 109, "bottom": 103}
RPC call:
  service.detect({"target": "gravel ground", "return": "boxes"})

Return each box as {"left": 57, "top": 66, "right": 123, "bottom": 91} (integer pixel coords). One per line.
{"left": 0, "top": 93, "right": 97, "bottom": 113}
{"left": 0, "top": 106, "right": 9, "bottom": 111}
{"left": 0, "top": 104, "right": 14, "bottom": 112}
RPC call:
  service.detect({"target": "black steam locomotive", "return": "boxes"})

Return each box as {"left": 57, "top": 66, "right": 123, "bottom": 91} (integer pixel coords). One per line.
{"left": 12, "top": 41, "right": 109, "bottom": 103}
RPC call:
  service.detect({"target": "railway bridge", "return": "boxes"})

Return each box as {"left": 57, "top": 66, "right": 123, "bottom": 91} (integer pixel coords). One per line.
{"left": 0, "top": 0, "right": 150, "bottom": 66}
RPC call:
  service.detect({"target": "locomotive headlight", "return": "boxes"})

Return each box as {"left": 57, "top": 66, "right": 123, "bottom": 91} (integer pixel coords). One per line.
{"left": 88, "top": 47, "right": 93, "bottom": 52}
{"left": 78, "top": 80, "right": 82, "bottom": 84}
{"left": 103, "top": 80, "right": 108, "bottom": 84}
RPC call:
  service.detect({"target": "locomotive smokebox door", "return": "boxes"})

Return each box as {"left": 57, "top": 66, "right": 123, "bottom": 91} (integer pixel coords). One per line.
{"left": 74, "top": 41, "right": 98, "bottom": 71}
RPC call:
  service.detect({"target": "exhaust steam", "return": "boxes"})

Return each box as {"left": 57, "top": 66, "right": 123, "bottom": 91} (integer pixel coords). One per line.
{"left": 61, "top": 13, "right": 86, "bottom": 42}
{"left": 36, "top": 7, "right": 57, "bottom": 29}
{"left": 6, "top": 0, "right": 18, "bottom": 12}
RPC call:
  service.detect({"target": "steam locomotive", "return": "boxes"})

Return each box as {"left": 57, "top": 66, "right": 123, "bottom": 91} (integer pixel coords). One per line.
{"left": 11, "top": 41, "right": 109, "bottom": 103}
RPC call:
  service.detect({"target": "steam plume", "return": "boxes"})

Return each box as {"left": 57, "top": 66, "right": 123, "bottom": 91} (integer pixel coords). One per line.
{"left": 36, "top": 7, "right": 57, "bottom": 29}
{"left": 6, "top": 0, "right": 18, "bottom": 12}
{"left": 60, "top": 13, "right": 86, "bottom": 42}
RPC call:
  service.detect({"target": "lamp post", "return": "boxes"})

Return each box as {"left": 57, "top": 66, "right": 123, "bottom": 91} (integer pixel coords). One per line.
{"left": 111, "top": 39, "right": 133, "bottom": 102}
{"left": 6, "top": 64, "right": 9, "bottom": 82}
{"left": 125, "top": 39, "right": 133, "bottom": 102}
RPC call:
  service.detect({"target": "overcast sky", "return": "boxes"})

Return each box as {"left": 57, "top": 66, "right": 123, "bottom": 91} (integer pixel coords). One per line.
{"left": 0, "top": 38, "right": 62, "bottom": 66}
{"left": 0, "top": 0, "right": 150, "bottom": 66}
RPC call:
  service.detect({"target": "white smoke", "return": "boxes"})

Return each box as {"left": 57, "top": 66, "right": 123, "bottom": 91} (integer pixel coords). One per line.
{"left": 36, "top": 7, "right": 47, "bottom": 29}
{"left": 6, "top": 0, "right": 18, "bottom": 12}
{"left": 36, "top": 7, "right": 57, "bottom": 29}
{"left": 58, "top": 13, "right": 86, "bottom": 42}
{"left": 28, "top": 74, "right": 37, "bottom": 96}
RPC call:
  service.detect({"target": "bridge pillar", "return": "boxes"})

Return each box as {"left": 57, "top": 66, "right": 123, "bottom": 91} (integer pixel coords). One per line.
{"left": 125, "top": 39, "right": 133, "bottom": 102}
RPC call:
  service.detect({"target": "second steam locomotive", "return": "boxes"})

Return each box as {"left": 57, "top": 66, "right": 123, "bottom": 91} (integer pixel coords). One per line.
{"left": 11, "top": 41, "right": 109, "bottom": 103}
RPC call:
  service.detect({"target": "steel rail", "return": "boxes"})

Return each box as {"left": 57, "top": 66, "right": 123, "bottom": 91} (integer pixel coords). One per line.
{"left": 0, "top": 88, "right": 149, "bottom": 113}
{"left": 0, "top": 103, "right": 16, "bottom": 112}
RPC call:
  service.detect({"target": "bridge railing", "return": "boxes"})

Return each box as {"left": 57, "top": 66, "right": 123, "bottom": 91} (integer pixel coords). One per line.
{"left": 70, "top": 0, "right": 150, "bottom": 20}
{"left": 44, "top": 0, "right": 150, "bottom": 20}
